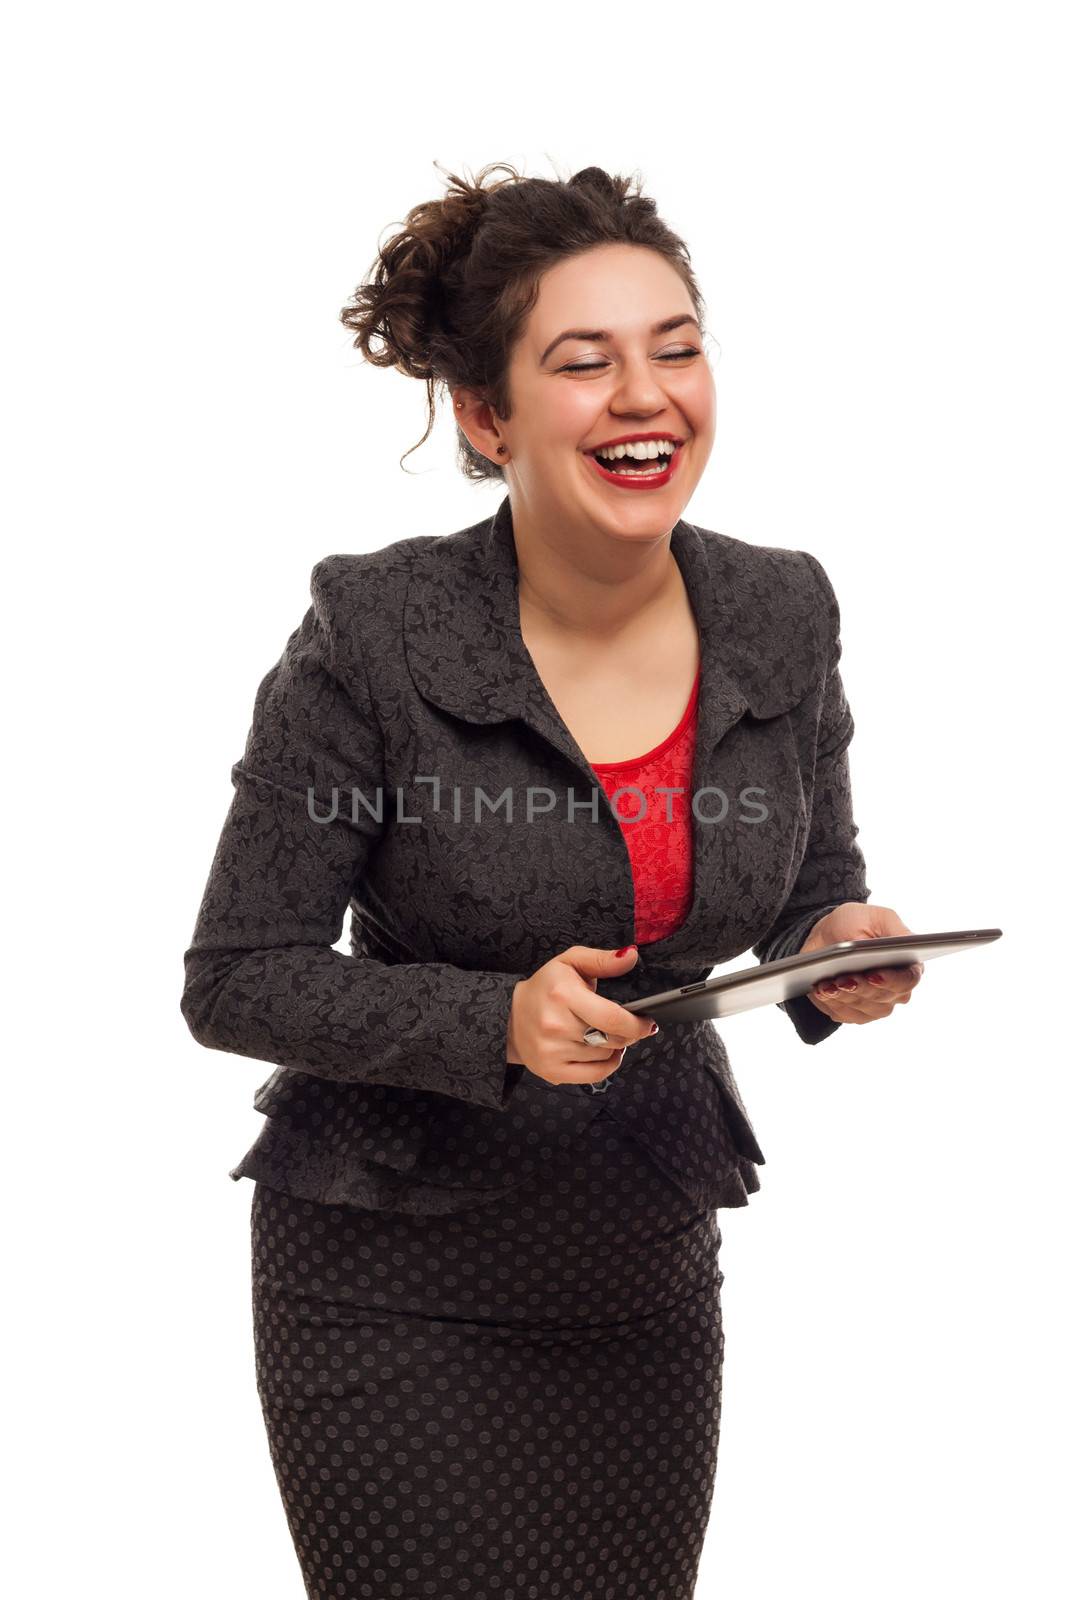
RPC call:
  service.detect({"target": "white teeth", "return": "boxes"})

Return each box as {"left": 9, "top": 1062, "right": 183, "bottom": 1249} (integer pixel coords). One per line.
{"left": 592, "top": 438, "right": 677, "bottom": 461}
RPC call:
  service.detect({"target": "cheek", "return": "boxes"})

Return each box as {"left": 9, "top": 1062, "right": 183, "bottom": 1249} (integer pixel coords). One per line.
{"left": 551, "top": 387, "right": 606, "bottom": 447}
{"left": 516, "top": 372, "right": 597, "bottom": 453}
{"left": 673, "top": 370, "right": 715, "bottom": 457}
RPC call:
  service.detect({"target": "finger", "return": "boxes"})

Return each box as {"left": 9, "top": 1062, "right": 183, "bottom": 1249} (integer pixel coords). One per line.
{"left": 816, "top": 968, "right": 917, "bottom": 1001}
{"left": 572, "top": 1024, "right": 646, "bottom": 1053}
{"left": 547, "top": 975, "right": 656, "bottom": 1045}
{"left": 821, "top": 982, "right": 893, "bottom": 1013}
{"left": 882, "top": 961, "right": 923, "bottom": 983}
{"left": 854, "top": 965, "right": 923, "bottom": 997}
{"left": 812, "top": 996, "right": 894, "bottom": 1023}
{"left": 550, "top": 1018, "right": 627, "bottom": 1058}
{"left": 570, "top": 997, "right": 658, "bottom": 1046}
{"left": 831, "top": 972, "right": 907, "bottom": 999}
{"left": 807, "top": 990, "right": 847, "bottom": 1021}
{"left": 554, "top": 1049, "right": 627, "bottom": 1083}
{"left": 808, "top": 986, "right": 895, "bottom": 1022}
{"left": 572, "top": 1035, "right": 649, "bottom": 1062}
{"left": 538, "top": 1005, "right": 638, "bottom": 1056}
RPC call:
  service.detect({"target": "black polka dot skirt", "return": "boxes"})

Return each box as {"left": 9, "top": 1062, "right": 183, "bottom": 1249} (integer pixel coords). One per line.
{"left": 250, "top": 1103, "right": 727, "bottom": 1599}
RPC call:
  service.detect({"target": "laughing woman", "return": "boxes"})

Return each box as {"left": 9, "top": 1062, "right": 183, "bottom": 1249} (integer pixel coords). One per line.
{"left": 181, "top": 161, "right": 922, "bottom": 1600}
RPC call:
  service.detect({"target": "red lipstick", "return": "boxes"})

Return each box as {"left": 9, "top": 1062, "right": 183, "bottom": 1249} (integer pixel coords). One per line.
{"left": 582, "top": 439, "right": 686, "bottom": 492}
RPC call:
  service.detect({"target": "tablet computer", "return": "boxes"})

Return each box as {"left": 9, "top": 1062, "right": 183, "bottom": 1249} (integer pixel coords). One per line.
{"left": 619, "top": 928, "right": 1002, "bottom": 1023}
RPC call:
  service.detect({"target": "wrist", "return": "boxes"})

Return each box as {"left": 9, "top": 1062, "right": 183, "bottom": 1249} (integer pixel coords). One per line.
{"left": 798, "top": 911, "right": 834, "bottom": 956}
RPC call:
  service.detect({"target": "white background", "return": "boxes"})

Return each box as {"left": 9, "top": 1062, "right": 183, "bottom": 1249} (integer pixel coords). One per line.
{"left": 5, "top": 3, "right": 1064, "bottom": 1596}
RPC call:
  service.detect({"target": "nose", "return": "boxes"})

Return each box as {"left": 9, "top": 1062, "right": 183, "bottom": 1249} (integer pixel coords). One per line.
{"left": 604, "top": 377, "right": 675, "bottom": 424}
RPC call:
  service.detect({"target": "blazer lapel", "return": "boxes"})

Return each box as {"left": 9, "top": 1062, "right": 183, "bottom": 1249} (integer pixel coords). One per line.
{"left": 401, "top": 492, "right": 771, "bottom": 764}
{"left": 403, "top": 493, "right": 822, "bottom": 963}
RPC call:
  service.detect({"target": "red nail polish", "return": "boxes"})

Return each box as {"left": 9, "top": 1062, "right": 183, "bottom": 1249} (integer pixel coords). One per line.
{"left": 868, "top": 972, "right": 886, "bottom": 985}
{"left": 614, "top": 946, "right": 635, "bottom": 957}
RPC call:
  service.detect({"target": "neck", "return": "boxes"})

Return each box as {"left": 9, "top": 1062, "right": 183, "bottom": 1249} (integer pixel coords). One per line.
{"left": 509, "top": 494, "right": 682, "bottom": 645}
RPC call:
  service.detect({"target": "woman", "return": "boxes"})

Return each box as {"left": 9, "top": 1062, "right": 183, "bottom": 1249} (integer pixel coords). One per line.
{"left": 181, "top": 162, "right": 922, "bottom": 1600}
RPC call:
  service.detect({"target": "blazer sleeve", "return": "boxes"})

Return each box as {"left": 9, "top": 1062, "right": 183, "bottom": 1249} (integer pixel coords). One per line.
{"left": 179, "top": 558, "right": 525, "bottom": 1111}
{"left": 751, "top": 552, "right": 871, "bottom": 1045}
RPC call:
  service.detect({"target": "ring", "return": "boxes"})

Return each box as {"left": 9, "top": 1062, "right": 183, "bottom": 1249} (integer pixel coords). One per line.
{"left": 582, "top": 1026, "right": 609, "bottom": 1046}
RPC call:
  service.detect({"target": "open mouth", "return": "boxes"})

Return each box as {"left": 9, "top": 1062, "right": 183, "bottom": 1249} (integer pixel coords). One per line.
{"left": 583, "top": 440, "right": 685, "bottom": 491}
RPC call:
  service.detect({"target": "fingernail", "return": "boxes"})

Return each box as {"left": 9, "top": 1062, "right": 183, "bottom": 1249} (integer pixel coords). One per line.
{"left": 649, "top": 1022, "right": 659, "bottom": 1035}
{"left": 867, "top": 972, "right": 886, "bottom": 986}
{"left": 615, "top": 945, "right": 637, "bottom": 957}
{"left": 838, "top": 978, "right": 858, "bottom": 991}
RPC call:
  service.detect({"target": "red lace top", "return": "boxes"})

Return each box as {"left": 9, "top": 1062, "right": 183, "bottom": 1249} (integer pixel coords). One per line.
{"left": 587, "top": 657, "right": 763, "bottom": 1209}
{"left": 590, "top": 662, "right": 700, "bottom": 945}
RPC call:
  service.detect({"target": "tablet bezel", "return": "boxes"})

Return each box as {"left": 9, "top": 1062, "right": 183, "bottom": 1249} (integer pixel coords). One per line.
{"left": 619, "top": 929, "right": 1002, "bottom": 1022}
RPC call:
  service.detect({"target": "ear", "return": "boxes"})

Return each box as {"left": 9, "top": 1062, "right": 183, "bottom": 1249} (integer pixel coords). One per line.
{"left": 452, "top": 385, "right": 505, "bottom": 461}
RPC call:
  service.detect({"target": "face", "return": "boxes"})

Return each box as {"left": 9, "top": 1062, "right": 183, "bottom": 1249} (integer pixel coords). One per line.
{"left": 453, "top": 242, "right": 715, "bottom": 546}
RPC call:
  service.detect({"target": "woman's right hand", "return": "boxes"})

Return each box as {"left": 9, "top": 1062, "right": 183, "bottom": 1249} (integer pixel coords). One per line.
{"left": 505, "top": 944, "right": 660, "bottom": 1088}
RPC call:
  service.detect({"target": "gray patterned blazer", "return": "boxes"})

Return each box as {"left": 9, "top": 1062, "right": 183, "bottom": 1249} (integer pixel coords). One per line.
{"left": 180, "top": 494, "right": 869, "bottom": 1214}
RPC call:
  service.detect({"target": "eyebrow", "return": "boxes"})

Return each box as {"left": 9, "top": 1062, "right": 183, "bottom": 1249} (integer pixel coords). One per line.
{"left": 540, "top": 314, "right": 701, "bottom": 365}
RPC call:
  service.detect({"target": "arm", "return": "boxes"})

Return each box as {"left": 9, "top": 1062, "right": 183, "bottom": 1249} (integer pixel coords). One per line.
{"left": 752, "top": 553, "right": 871, "bottom": 1045}
{"left": 179, "top": 559, "right": 524, "bottom": 1110}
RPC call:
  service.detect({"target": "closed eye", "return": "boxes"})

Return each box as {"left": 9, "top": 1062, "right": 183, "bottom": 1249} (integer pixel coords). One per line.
{"left": 560, "top": 348, "right": 702, "bottom": 374}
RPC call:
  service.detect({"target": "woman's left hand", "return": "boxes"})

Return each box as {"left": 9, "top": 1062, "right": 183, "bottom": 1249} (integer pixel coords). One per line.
{"left": 800, "top": 902, "right": 923, "bottom": 1026}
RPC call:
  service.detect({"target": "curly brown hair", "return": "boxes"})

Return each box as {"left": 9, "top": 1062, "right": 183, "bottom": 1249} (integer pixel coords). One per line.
{"left": 339, "top": 159, "right": 709, "bottom": 483}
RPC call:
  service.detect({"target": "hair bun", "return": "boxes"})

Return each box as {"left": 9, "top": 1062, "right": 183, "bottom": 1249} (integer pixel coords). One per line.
{"left": 433, "top": 181, "right": 493, "bottom": 271}
{"left": 567, "top": 166, "right": 622, "bottom": 201}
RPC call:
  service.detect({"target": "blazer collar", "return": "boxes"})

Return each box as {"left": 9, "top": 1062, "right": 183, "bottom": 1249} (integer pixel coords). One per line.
{"left": 402, "top": 493, "right": 819, "bottom": 780}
